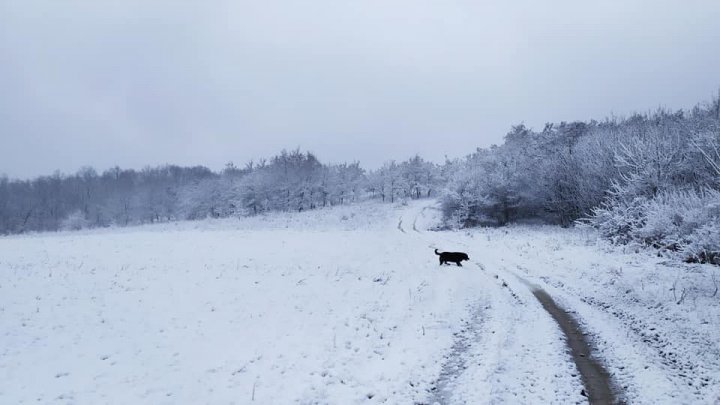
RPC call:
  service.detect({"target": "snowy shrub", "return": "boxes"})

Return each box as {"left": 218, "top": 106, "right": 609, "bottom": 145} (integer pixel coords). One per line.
{"left": 440, "top": 168, "right": 502, "bottom": 229}
{"left": 683, "top": 222, "right": 720, "bottom": 264}
{"left": 638, "top": 190, "right": 719, "bottom": 247}
{"left": 60, "top": 210, "right": 91, "bottom": 231}
{"left": 441, "top": 191, "right": 477, "bottom": 229}
{"left": 588, "top": 188, "right": 720, "bottom": 263}
{"left": 586, "top": 194, "right": 648, "bottom": 245}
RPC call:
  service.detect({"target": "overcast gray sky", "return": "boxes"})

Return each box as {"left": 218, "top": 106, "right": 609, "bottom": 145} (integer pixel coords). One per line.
{"left": 1, "top": 0, "right": 719, "bottom": 179}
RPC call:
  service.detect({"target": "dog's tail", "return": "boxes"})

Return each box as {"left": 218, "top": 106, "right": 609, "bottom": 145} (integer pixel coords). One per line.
{"left": 434, "top": 249, "right": 441, "bottom": 255}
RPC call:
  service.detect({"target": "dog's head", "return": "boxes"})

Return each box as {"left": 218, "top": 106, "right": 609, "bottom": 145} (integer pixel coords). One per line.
{"left": 462, "top": 253, "right": 470, "bottom": 261}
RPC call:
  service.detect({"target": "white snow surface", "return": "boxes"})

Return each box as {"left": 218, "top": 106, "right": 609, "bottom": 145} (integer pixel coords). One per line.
{"left": 1, "top": 200, "right": 719, "bottom": 404}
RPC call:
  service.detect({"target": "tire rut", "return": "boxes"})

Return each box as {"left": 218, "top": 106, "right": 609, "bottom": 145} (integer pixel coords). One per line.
{"left": 409, "top": 203, "right": 616, "bottom": 403}
{"left": 425, "top": 304, "right": 486, "bottom": 405}
{"left": 523, "top": 282, "right": 617, "bottom": 404}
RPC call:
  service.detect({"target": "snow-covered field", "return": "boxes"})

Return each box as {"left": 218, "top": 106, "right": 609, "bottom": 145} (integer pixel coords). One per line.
{"left": 1, "top": 201, "right": 719, "bottom": 404}
{"left": 447, "top": 225, "right": 720, "bottom": 404}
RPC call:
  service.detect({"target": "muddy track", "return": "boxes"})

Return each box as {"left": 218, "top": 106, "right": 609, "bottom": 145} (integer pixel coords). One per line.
{"left": 410, "top": 203, "right": 617, "bottom": 403}
{"left": 531, "top": 288, "right": 616, "bottom": 404}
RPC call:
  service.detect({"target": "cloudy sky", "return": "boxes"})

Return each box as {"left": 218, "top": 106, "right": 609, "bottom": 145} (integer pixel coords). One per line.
{"left": 1, "top": 1, "right": 719, "bottom": 178}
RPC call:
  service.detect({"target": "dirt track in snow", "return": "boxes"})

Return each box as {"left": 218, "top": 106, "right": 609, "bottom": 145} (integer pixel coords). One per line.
{"left": 531, "top": 287, "right": 615, "bottom": 404}
{"left": 8, "top": 201, "right": 714, "bottom": 403}
{"left": 401, "top": 205, "right": 618, "bottom": 404}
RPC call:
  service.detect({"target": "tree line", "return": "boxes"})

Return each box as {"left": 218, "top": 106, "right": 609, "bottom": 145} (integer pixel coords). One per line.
{"left": 0, "top": 150, "right": 440, "bottom": 234}
{"left": 2, "top": 93, "right": 719, "bottom": 263}
{"left": 441, "top": 93, "right": 720, "bottom": 263}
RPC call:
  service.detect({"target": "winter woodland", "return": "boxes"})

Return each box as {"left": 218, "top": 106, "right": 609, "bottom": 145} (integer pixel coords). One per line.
{"left": 2, "top": 95, "right": 719, "bottom": 264}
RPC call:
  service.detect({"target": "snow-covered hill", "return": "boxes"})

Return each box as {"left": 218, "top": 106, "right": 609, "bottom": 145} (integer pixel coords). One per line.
{"left": 1, "top": 201, "right": 718, "bottom": 404}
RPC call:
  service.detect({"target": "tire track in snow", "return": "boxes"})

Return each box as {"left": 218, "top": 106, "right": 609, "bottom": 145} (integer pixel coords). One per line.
{"left": 532, "top": 265, "right": 720, "bottom": 405}
{"left": 412, "top": 207, "right": 427, "bottom": 233}
{"left": 406, "top": 202, "right": 584, "bottom": 404}
{"left": 486, "top": 263, "right": 618, "bottom": 404}
{"left": 423, "top": 264, "right": 584, "bottom": 404}
{"left": 401, "top": 203, "right": 496, "bottom": 404}
{"left": 518, "top": 277, "right": 616, "bottom": 404}
{"left": 426, "top": 303, "right": 486, "bottom": 404}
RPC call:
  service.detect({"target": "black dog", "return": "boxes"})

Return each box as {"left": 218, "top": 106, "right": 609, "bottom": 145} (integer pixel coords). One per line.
{"left": 435, "top": 249, "right": 470, "bottom": 266}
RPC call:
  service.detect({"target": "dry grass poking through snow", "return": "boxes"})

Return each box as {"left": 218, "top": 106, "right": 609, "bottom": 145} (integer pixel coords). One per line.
{"left": 1, "top": 201, "right": 718, "bottom": 404}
